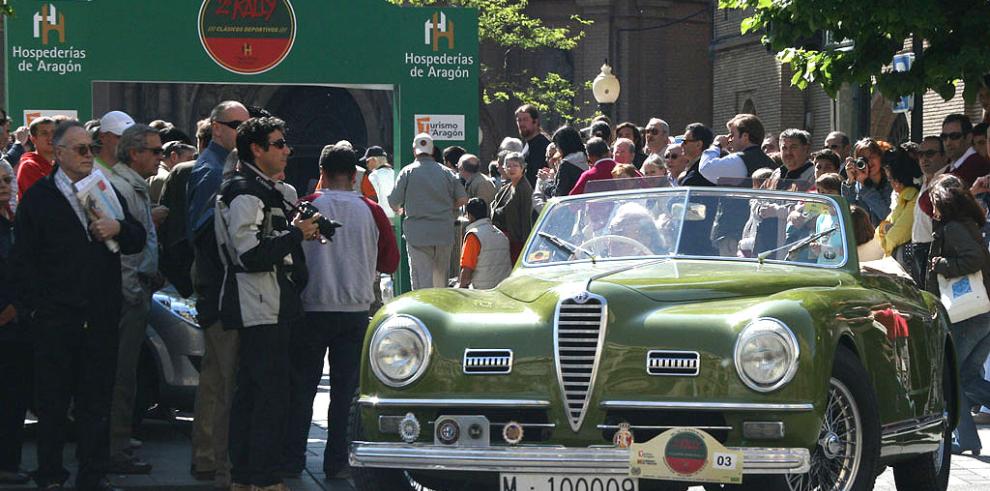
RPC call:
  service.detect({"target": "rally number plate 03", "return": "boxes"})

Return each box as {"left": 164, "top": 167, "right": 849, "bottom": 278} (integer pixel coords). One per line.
{"left": 500, "top": 474, "right": 638, "bottom": 491}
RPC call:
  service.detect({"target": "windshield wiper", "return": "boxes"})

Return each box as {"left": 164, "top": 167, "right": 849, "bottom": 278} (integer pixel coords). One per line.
{"left": 538, "top": 232, "right": 598, "bottom": 264}
{"left": 756, "top": 226, "right": 839, "bottom": 264}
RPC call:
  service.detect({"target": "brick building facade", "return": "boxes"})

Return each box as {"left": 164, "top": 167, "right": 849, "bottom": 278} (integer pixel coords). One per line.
{"left": 479, "top": 0, "right": 713, "bottom": 160}
{"left": 712, "top": 6, "right": 985, "bottom": 148}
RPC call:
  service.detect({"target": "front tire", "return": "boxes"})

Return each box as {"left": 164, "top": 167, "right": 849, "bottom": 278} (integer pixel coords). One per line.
{"left": 784, "top": 346, "right": 880, "bottom": 491}
{"left": 891, "top": 352, "right": 952, "bottom": 491}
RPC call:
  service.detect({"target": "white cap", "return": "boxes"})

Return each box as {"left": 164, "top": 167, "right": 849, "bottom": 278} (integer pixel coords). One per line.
{"left": 413, "top": 132, "right": 433, "bottom": 156}
{"left": 99, "top": 111, "right": 135, "bottom": 136}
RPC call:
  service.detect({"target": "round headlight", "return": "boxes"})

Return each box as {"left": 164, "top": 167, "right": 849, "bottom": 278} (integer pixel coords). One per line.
{"left": 369, "top": 315, "right": 432, "bottom": 387}
{"left": 734, "top": 318, "right": 800, "bottom": 392}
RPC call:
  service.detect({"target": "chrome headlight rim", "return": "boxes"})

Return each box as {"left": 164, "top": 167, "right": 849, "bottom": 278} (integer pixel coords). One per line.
{"left": 734, "top": 317, "right": 800, "bottom": 393}
{"left": 369, "top": 314, "right": 433, "bottom": 388}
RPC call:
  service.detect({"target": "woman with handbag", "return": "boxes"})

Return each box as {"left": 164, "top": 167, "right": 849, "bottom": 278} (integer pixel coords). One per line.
{"left": 926, "top": 174, "right": 990, "bottom": 455}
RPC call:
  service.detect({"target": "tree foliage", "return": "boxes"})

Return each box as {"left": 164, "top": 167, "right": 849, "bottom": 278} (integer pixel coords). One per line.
{"left": 389, "top": 0, "right": 592, "bottom": 121}
{"left": 720, "top": 0, "right": 990, "bottom": 101}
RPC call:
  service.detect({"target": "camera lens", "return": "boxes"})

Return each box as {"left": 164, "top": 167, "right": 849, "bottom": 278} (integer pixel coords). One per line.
{"left": 855, "top": 158, "right": 868, "bottom": 170}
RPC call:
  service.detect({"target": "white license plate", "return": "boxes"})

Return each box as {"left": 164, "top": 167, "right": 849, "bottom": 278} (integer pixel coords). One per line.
{"left": 500, "top": 474, "right": 638, "bottom": 491}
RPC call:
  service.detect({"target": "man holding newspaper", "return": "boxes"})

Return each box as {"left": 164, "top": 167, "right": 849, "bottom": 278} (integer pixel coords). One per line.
{"left": 11, "top": 121, "right": 145, "bottom": 491}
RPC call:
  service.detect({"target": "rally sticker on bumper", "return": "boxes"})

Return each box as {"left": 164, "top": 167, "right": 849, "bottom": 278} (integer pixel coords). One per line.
{"left": 628, "top": 428, "right": 744, "bottom": 484}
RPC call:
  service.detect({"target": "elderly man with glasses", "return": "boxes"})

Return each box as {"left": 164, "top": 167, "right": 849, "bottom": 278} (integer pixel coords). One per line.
{"left": 13, "top": 121, "right": 145, "bottom": 491}
{"left": 106, "top": 124, "right": 164, "bottom": 474}
{"left": 644, "top": 117, "right": 672, "bottom": 157}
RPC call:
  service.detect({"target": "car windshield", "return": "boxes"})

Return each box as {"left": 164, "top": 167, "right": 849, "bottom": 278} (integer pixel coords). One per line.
{"left": 524, "top": 186, "right": 847, "bottom": 268}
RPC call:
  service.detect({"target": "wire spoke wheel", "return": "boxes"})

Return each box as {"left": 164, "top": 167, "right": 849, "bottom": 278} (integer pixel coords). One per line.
{"left": 787, "top": 377, "right": 863, "bottom": 491}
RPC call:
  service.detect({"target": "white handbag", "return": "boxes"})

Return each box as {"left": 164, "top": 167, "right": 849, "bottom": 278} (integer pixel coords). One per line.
{"left": 938, "top": 271, "right": 990, "bottom": 323}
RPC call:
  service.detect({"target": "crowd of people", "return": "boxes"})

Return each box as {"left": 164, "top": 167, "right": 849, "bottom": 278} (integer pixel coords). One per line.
{"left": 0, "top": 86, "right": 990, "bottom": 490}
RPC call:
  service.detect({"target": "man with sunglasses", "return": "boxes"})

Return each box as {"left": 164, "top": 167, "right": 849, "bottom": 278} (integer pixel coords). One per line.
{"left": 644, "top": 117, "right": 671, "bottom": 157}
{"left": 940, "top": 114, "right": 990, "bottom": 186}
{"left": 908, "top": 136, "right": 949, "bottom": 287}
{"left": 106, "top": 124, "right": 163, "bottom": 475}
{"left": 12, "top": 121, "right": 145, "bottom": 491}
{"left": 215, "top": 117, "right": 318, "bottom": 490}
{"left": 918, "top": 114, "right": 990, "bottom": 219}
{"left": 823, "top": 131, "right": 851, "bottom": 161}
{"left": 186, "top": 100, "right": 249, "bottom": 488}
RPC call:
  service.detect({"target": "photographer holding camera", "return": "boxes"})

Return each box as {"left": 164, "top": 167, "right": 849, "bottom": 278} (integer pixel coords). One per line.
{"left": 214, "top": 117, "right": 321, "bottom": 491}
{"left": 842, "top": 138, "right": 893, "bottom": 226}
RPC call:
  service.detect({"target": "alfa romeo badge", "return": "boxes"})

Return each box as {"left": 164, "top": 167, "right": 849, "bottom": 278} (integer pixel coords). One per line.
{"left": 613, "top": 422, "right": 634, "bottom": 449}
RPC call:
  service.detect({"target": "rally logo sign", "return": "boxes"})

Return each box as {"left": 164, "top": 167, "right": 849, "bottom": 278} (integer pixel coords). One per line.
{"left": 198, "top": 0, "right": 296, "bottom": 75}
{"left": 663, "top": 431, "right": 708, "bottom": 475}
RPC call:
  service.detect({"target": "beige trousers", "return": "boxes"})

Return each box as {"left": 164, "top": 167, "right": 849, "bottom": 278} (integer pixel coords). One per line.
{"left": 190, "top": 322, "right": 238, "bottom": 486}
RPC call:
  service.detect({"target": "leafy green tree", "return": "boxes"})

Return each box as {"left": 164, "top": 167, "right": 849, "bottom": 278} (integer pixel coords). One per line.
{"left": 389, "top": 0, "right": 592, "bottom": 121}
{"left": 720, "top": 0, "right": 990, "bottom": 101}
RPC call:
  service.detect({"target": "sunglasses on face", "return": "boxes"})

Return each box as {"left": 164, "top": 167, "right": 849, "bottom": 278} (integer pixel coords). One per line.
{"left": 268, "top": 138, "right": 289, "bottom": 150}
{"left": 217, "top": 120, "right": 244, "bottom": 131}
{"left": 0, "top": 176, "right": 12, "bottom": 184}
{"left": 826, "top": 144, "right": 842, "bottom": 150}
{"left": 940, "top": 131, "right": 965, "bottom": 141}
{"left": 60, "top": 143, "right": 93, "bottom": 156}
{"left": 920, "top": 149, "right": 941, "bottom": 158}
{"left": 645, "top": 128, "right": 660, "bottom": 136}
{"left": 664, "top": 153, "right": 682, "bottom": 159}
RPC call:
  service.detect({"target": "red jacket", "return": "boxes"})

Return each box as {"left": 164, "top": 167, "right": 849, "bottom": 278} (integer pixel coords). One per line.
{"left": 16, "top": 152, "right": 53, "bottom": 200}
{"left": 919, "top": 150, "right": 990, "bottom": 217}
{"left": 570, "top": 158, "right": 617, "bottom": 195}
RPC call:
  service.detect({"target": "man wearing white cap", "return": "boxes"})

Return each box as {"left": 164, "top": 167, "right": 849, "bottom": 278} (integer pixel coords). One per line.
{"left": 94, "top": 111, "right": 135, "bottom": 172}
{"left": 389, "top": 133, "right": 467, "bottom": 289}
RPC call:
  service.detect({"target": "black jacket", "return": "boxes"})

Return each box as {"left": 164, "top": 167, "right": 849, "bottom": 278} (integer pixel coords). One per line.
{"left": 552, "top": 158, "right": 586, "bottom": 197}
{"left": 12, "top": 173, "right": 145, "bottom": 326}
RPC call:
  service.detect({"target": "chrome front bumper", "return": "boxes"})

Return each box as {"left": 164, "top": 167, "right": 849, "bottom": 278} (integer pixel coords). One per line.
{"left": 350, "top": 442, "right": 811, "bottom": 475}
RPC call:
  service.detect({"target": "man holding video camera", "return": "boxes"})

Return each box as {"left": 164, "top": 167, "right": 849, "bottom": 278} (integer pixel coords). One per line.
{"left": 214, "top": 116, "right": 320, "bottom": 491}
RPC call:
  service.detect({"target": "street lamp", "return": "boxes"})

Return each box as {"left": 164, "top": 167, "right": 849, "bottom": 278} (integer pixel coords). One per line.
{"left": 592, "top": 61, "right": 620, "bottom": 120}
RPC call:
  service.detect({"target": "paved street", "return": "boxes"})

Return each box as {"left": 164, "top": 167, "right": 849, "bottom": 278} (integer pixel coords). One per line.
{"left": 6, "top": 360, "right": 990, "bottom": 490}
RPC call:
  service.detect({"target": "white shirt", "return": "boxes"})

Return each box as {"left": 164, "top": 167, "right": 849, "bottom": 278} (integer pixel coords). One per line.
{"left": 698, "top": 144, "right": 748, "bottom": 185}
{"left": 950, "top": 146, "right": 977, "bottom": 171}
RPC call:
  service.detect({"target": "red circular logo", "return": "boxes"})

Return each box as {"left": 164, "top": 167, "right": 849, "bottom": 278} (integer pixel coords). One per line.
{"left": 198, "top": 0, "right": 296, "bottom": 75}
{"left": 664, "top": 431, "right": 708, "bottom": 475}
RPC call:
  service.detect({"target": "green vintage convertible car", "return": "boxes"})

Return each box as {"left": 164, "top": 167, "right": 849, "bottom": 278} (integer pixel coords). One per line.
{"left": 349, "top": 186, "right": 956, "bottom": 491}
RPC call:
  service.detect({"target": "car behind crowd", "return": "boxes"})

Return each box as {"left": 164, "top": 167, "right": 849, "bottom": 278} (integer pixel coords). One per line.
{"left": 349, "top": 185, "right": 956, "bottom": 491}
{"left": 139, "top": 287, "right": 203, "bottom": 417}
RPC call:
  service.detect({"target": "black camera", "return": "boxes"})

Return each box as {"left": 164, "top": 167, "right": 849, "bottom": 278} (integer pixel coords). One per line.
{"left": 297, "top": 201, "right": 342, "bottom": 241}
{"left": 855, "top": 158, "right": 868, "bottom": 171}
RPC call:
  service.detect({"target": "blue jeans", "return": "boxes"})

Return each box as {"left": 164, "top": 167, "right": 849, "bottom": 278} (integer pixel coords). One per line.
{"left": 949, "top": 312, "right": 990, "bottom": 450}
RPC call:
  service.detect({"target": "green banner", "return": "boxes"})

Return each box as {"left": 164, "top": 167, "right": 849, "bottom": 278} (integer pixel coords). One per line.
{"left": 6, "top": 0, "right": 480, "bottom": 293}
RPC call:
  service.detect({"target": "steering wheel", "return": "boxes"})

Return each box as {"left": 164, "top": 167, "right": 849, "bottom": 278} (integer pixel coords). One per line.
{"left": 576, "top": 234, "right": 653, "bottom": 258}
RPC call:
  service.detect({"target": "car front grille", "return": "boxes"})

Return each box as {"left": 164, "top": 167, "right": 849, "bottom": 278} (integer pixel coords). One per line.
{"left": 554, "top": 293, "right": 607, "bottom": 432}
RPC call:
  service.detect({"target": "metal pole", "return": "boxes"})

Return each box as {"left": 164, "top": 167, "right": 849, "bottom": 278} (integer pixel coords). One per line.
{"left": 911, "top": 37, "right": 924, "bottom": 142}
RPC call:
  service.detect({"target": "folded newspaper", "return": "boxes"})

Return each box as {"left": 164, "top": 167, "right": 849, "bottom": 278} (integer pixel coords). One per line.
{"left": 74, "top": 168, "right": 124, "bottom": 253}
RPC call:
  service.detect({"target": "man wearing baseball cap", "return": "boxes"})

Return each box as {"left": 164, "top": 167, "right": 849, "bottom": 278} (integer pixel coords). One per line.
{"left": 94, "top": 111, "right": 135, "bottom": 171}
{"left": 389, "top": 133, "right": 467, "bottom": 289}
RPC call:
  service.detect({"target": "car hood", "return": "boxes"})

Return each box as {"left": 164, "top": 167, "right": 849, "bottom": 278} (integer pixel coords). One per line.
{"left": 497, "top": 259, "right": 852, "bottom": 303}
